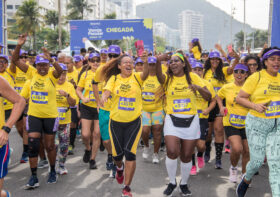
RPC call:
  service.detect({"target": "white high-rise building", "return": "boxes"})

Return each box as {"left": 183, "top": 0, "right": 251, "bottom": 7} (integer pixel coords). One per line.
{"left": 178, "top": 10, "right": 204, "bottom": 50}
{"left": 109, "top": 0, "right": 136, "bottom": 19}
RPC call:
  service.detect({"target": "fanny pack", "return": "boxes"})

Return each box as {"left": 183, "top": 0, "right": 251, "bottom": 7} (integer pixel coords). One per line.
{"left": 169, "top": 114, "right": 195, "bottom": 128}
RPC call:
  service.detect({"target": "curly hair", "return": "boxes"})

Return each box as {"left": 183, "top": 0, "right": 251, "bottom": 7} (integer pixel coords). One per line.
{"left": 244, "top": 55, "right": 262, "bottom": 71}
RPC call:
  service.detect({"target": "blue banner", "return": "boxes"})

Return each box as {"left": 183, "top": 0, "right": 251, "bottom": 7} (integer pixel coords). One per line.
{"left": 70, "top": 19, "right": 153, "bottom": 54}
{"left": 271, "top": 0, "right": 280, "bottom": 47}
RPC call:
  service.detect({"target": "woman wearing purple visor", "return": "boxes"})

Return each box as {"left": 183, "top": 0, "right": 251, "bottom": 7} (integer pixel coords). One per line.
{"left": 236, "top": 48, "right": 280, "bottom": 197}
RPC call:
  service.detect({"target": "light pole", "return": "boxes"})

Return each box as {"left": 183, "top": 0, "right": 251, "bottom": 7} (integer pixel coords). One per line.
{"left": 230, "top": 4, "right": 236, "bottom": 45}
{"left": 58, "top": 0, "right": 62, "bottom": 50}
{"left": 243, "top": 0, "right": 246, "bottom": 50}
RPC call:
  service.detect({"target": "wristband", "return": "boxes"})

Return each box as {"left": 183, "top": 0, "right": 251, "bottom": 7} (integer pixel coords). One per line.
{"left": 1, "top": 126, "right": 11, "bottom": 134}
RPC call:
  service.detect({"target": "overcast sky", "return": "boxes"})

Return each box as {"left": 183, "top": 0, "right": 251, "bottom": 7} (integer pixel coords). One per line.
{"left": 136, "top": 0, "right": 270, "bottom": 30}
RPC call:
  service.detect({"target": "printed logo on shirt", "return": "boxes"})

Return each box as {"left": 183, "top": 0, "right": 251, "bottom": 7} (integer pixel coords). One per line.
{"left": 31, "top": 91, "right": 48, "bottom": 104}
{"left": 214, "top": 87, "right": 221, "bottom": 92}
{"left": 118, "top": 97, "right": 135, "bottom": 111}
{"left": 58, "top": 107, "right": 67, "bottom": 121}
{"left": 265, "top": 101, "right": 280, "bottom": 117}
{"left": 89, "top": 91, "right": 96, "bottom": 102}
{"left": 173, "top": 99, "right": 191, "bottom": 112}
{"left": 14, "top": 86, "right": 23, "bottom": 94}
{"left": 229, "top": 114, "right": 246, "bottom": 127}
{"left": 142, "top": 92, "right": 155, "bottom": 102}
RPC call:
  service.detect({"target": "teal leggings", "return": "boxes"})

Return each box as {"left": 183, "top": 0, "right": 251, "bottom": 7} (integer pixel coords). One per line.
{"left": 245, "top": 113, "right": 280, "bottom": 196}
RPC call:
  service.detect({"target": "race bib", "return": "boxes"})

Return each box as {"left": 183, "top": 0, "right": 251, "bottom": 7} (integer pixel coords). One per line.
{"left": 89, "top": 91, "right": 96, "bottom": 102}
{"left": 14, "top": 86, "right": 23, "bottom": 94}
{"left": 173, "top": 99, "right": 191, "bottom": 112}
{"left": 265, "top": 101, "right": 280, "bottom": 117}
{"left": 58, "top": 107, "right": 67, "bottom": 121}
{"left": 118, "top": 97, "right": 135, "bottom": 111}
{"left": 31, "top": 91, "right": 48, "bottom": 104}
{"left": 229, "top": 114, "right": 246, "bottom": 128}
{"left": 142, "top": 92, "right": 155, "bottom": 102}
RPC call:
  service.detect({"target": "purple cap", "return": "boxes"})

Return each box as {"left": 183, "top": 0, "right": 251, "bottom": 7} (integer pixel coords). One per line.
{"left": 59, "top": 63, "right": 68, "bottom": 71}
{"left": 51, "top": 56, "right": 58, "bottom": 61}
{"left": 262, "top": 49, "right": 280, "bottom": 60}
{"left": 0, "top": 54, "right": 9, "bottom": 62}
{"left": 240, "top": 53, "right": 248, "bottom": 58}
{"left": 234, "top": 64, "right": 248, "bottom": 72}
{"left": 227, "top": 54, "right": 234, "bottom": 61}
{"left": 100, "top": 48, "right": 108, "bottom": 54}
{"left": 19, "top": 49, "right": 27, "bottom": 56}
{"left": 134, "top": 57, "right": 143, "bottom": 65}
{"left": 222, "top": 57, "right": 227, "bottom": 62}
{"left": 191, "top": 62, "right": 203, "bottom": 69}
{"left": 148, "top": 56, "right": 157, "bottom": 64}
{"left": 188, "top": 58, "right": 196, "bottom": 64}
{"left": 209, "top": 51, "right": 221, "bottom": 59}
{"left": 89, "top": 52, "right": 100, "bottom": 59}
{"left": 185, "top": 53, "right": 190, "bottom": 57}
{"left": 73, "top": 55, "right": 83, "bottom": 62}
{"left": 35, "top": 54, "right": 50, "bottom": 64}
{"left": 192, "top": 38, "right": 199, "bottom": 43}
{"left": 108, "top": 45, "right": 121, "bottom": 55}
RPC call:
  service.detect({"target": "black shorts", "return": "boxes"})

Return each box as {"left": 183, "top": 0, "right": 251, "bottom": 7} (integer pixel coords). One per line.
{"left": 4, "top": 110, "right": 12, "bottom": 122}
{"left": 26, "top": 115, "right": 59, "bottom": 134}
{"left": 71, "top": 107, "right": 79, "bottom": 123}
{"left": 23, "top": 104, "right": 29, "bottom": 117}
{"left": 224, "top": 126, "right": 247, "bottom": 140}
{"left": 80, "top": 104, "right": 98, "bottom": 120}
{"left": 208, "top": 101, "right": 225, "bottom": 122}
{"left": 199, "top": 118, "right": 209, "bottom": 140}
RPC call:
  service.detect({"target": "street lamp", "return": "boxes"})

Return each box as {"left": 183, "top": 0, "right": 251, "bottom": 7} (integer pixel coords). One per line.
{"left": 243, "top": 0, "right": 246, "bottom": 50}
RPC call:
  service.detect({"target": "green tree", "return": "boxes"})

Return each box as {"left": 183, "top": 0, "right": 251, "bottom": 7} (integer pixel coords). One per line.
{"left": 44, "top": 10, "right": 58, "bottom": 30}
{"left": 67, "top": 0, "right": 94, "bottom": 20}
{"left": 14, "top": 0, "right": 41, "bottom": 49}
{"left": 104, "top": 13, "right": 116, "bottom": 19}
{"left": 234, "top": 31, "right": 244, "bottom": 49}
{"left": 247, "top": 30, "right": 268, "bottom": 48}
{"left": 154, "top": 36, "right": 166, "bottom": 53}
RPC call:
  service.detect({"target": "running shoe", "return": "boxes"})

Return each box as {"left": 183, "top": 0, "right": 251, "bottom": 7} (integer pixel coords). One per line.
{"left": 139, "top": 139, "right": 144, "bottom": 147}
{"left": 76, "top": 129, "right": 81, "bottom": 137}
{"left": 236, "top": 175, "right": 249, "bottom": 197}
{"left": 25, "top": 175, "right": 39, "bottom": 190}
{"left": 197, "top": 156, "right": 205, "bottom": 169}
{"left": 89, "top": 160, "right": 97, "bottom": 169}
{"left": 37, "top": 159, "right": 49, "bottom": 169}
{"left": 142, "top": 147, "right": 149, "bottom": 159}
{"left": 163, "top": 182, "right": 177, "bottom": 197}
{"left": 190, "top": 165, "right": 197, "bottom": 176}
{"left": 229, "top": 167, "right": 238, "bottom": 183}
{"left": 215, "top": 160, "right": 222, "bottom": 169}
{"left": 122, "top": 186, "right": 132, "bottom": 197}
{"left": 160, "top": 142, "right": 165, "bottom": 152}
{"left": 68, "top": 145, "right": 74, "bottom": 155}
{"left": 109, "top": 164, "right": 117, "bottom": 178}
{"left": 20, "top": 152, "right": 29, "bottom": 163}
{"left": 204, "top": 151, "right": 210, "bottom": 163}
{"left": 225, "top": 146, "right": 231, "bottom": 154}
{"left": 58, "top": 166, "right": 68, "bottom": 175}
{"left": 179, "top": 184, "right": 192, "bottom": 196}
{"left": 106, "top": 161, "right": 114, "bottom": 171}
{"left": 83, "top": 150, "right": 91, "bottom": 163}
{"left": 116, "top": 167, "right": 124, "bottom": 184}
{"left": 152, "top": 153, "right": 159, "bottom": 164}
{"left": 99, "top": 142, "right": 105, "bottom": 152}
{"left": 47, "top": 171, "right": 57, "bottom": 184}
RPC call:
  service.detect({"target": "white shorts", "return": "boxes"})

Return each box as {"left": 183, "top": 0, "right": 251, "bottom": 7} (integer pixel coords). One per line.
{"left": 164, "top": 114, "right": 200, "bottom": 140}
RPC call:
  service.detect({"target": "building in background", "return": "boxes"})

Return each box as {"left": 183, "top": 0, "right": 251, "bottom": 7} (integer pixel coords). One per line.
{"left": 178, "top": 10, "right": 204, "bottom": 50}
{"left": 109, "top": 0, "right": 136, "bottom": 19}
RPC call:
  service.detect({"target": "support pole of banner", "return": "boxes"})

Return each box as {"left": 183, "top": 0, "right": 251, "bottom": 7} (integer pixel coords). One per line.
{"left": 3, "top": 0, "right": 7, "bottom": 55}
{"left": 243, "top": 0, "right": 246, "bottom": 50}
{"left": 58, "top": 0, "right": 62, "bottom": 50}
{"left": 268, "top": 0, "right": 273, "bottom": 46}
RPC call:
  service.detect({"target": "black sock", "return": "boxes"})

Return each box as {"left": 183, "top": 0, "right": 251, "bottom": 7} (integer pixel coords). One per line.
{"left": 108, "top": 154, "right": 113, "bottom": 163}
{"left": 215, "top": 143, "right": 224, "bottom": 161}
{"left": 31, "top": 168, "right": 37, "bottom": 176}
{"left": 205, "top": 141, "right": 212, "bottom": 153}
{"left": 23, "top": 144, "right": 29, "bottom": 153}
{"left": 192, "top": 154, "right": 196, "bottom": 166}
{"left": 70, "top": 128, "right": 76, "bottom": 147}
{"left": 197, "top": 152, "right": 203, "bottom": 157}
{"left": 50, "top": 165, "right": 56, "bottom": 173}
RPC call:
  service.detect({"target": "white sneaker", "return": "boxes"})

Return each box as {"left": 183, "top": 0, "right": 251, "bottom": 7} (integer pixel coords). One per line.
{"left": 58, "top": 166, "right": 68, "bottom": 175}
{"left": 152, "top": 153, "right": 159, "bottom": 164}
{"left": 229, "top": 167, "right": 238, "bottom": 183}
{"left": 142, "top": 147, "right": 149, "bottom": 159}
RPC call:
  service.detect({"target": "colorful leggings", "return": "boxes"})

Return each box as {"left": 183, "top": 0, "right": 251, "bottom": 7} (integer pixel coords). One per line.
{"left": 245, "top": 113, "right": 280, "bottom": 196}
{"left": 55, "top": 124, "right": 70, "bottom": 167}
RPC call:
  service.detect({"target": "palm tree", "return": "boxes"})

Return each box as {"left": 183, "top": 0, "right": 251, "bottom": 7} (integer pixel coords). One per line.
{"left": 67, "top": 0, "right": 94, "bottom": 20}
{"left": 15, "top": 0, "right": 41, "bottom": 49}
{"left": 234, "top": 31, "right": 245, "bottom": 50}
{"left": 44, "top": 10, "right": 58, "bottom": 30}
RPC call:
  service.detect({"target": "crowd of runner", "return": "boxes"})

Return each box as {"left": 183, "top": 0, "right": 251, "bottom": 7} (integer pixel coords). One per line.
{"left": 0, "top": 34, "right": 279, "bottom": 197}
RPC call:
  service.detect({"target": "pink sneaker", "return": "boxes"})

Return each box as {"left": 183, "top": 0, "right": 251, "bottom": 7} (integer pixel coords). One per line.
{"left": 197, "top": 157, "right": 205, "bottom": 169}
{"left": 190, "top": 165, "right": 197, "bottom": 176}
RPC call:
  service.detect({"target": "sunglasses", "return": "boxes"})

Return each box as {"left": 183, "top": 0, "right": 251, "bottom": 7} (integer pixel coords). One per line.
{"left": 0, "top": 60, "right": 7, "bottom": 64}
{"left": 234, "top": 70, "right": 246, "bottom": 74}
{"left": 89, "top": 59, "right": 100, "bottom": 63}
{"left": 20, "top": 56, "right": 28, "bottom": 59}
{"left": 108, "top": 54, "right": 119, "bottom": 58}
{"left": 247, "top": 63, "right": 258, "bottom": 67}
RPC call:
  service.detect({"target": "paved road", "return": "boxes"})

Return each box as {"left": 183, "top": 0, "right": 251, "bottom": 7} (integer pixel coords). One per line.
{"left": 5, "top": 128, "right": 272, "bottom": 197}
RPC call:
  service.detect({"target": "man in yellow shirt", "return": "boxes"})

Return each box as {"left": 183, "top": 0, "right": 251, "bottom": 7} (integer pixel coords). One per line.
{"left": 73, "top": 55, "right": 84, "bottom": 74}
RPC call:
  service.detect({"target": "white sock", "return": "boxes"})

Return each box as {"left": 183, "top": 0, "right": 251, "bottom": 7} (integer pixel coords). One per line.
{"left": 180, "top": 161, "right": 192, "bottom": 185}
{"left": 231, "top": 165, "right": 237, "bottom": 169}
{"left": 165, "top": 157, "right": 177, "bottom": 184}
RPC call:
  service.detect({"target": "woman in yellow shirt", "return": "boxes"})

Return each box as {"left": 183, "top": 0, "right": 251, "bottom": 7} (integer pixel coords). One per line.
{"left": 244, "top": 55, "right": 262, "bottom": 74}
{"left": 217, "top": 64, "right": 250, "bottom": 183}
{"left": 236, "top": 48, "right": 280, "bottom": 197}
{"left": 203, "top": 51, "right": 236, "bottom": 169}
{"left": 12, "top": 35, "right": 63, "bottom": 188}
{"left": 156, "top": 53, "right": 211, "bottom": 196}
{"left": 189, "top": 38, "right": 202, "bottom": 60}
{"left": 100, "top": 54, "right": 148, "bottom": 197}
{"left": 76, "top": 52, "right": 101, "bottom": 170}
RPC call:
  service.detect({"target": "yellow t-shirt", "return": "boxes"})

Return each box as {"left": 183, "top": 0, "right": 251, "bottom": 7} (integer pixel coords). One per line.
{"left": 165, "top": 72, "right": 205, "bottom": 115}
{"left": 67, "top": 69, "right": 79, "bottom": 85}
{"left": 196, "top": 79, "right": 216, "bottom": 119}
{"left": 162, "top": 64, "right": 168, "bottom": 74}
{"left": 191, "top": 46, "right": 201, "bottom": 60}
{"left": 56, "top": 81, "right": 77, "bottom": 124}
{"left": 75, "top": 66, "right": 83, "bottom": 74}
{"left": 0, "top": 68, "right": 16, "bottom": 110}
{"left": 142, "top": 75, "right": 164, "bottom": 112}
{"left": 0, "top": 97, "right": 5, "bottom": 128}
{"left": 218, "top": 82, "right": 249, "bottom": 128}
{"left": 241, "top": 70, "right": 280, "bottom": 119}
{"left": 21, "top": 70, "right": 59, "bottom": 118}
{"left": 77, "top": 70, "right": 97, "bottom": 108}
{"left": 104, "top": 72, "right": 143, "bottom": 122}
